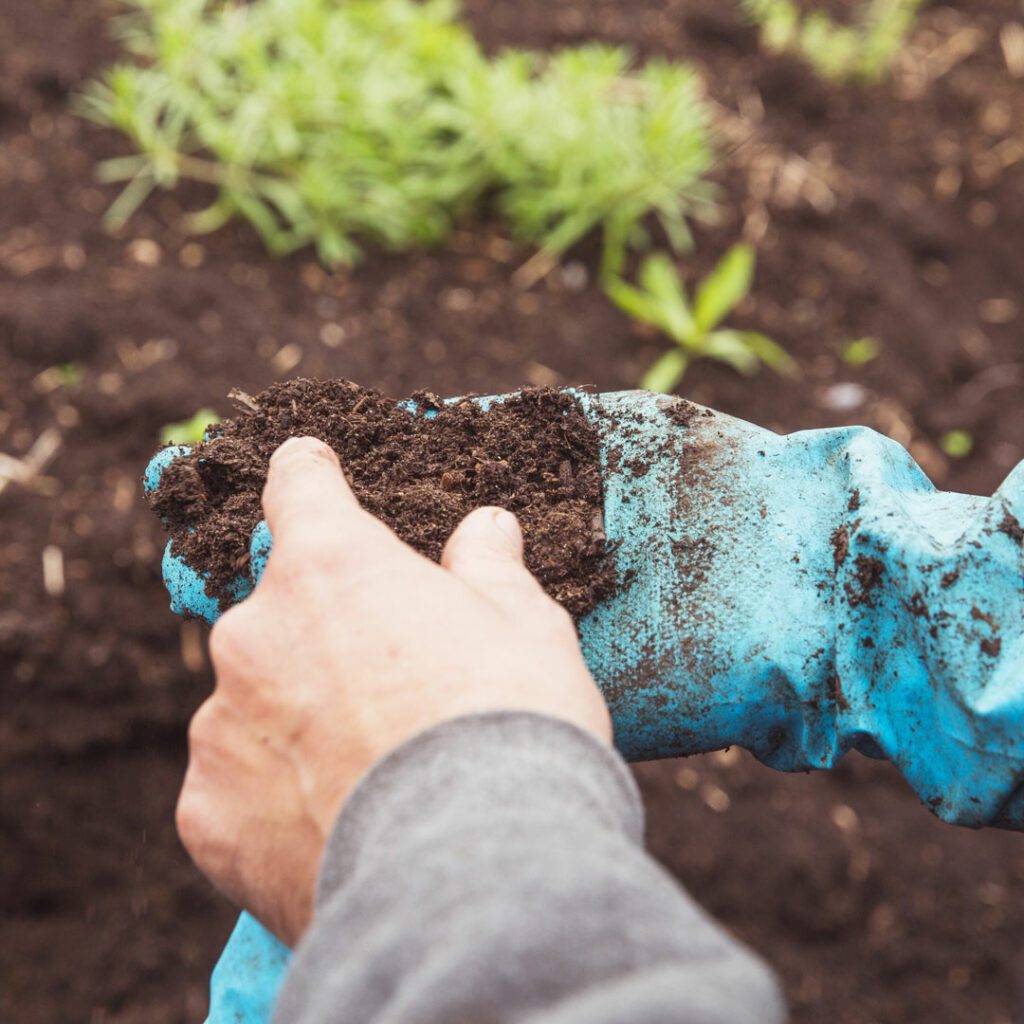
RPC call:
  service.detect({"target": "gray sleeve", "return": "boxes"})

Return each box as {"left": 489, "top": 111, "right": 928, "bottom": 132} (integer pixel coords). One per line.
{"left": 273, "top": 711, "right": 786, "bottom": 1024}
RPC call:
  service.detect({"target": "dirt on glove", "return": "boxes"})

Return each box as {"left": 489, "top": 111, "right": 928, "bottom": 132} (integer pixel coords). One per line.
{"left": 149, "top": 379, "right": 617, "bottom": 618}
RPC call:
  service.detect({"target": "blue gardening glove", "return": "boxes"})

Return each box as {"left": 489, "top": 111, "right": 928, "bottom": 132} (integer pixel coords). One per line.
{"left": 147, "top": 389, "right": 1024, "bottom": 825}
{"left": 145, "top": 389, "right": 1024, "bottom": 1023}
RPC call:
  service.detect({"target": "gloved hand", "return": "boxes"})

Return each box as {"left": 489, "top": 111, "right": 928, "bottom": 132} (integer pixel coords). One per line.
{"left": 147, "top": 389, "right": 1024, "bottom": 827}
{"left": 146, "top": 389, "right": 1024, "bottom": 1022}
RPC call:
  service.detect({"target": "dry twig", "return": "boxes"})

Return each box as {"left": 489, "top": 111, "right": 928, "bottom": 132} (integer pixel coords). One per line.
{"left": 0, "top": 428, "right": 62, "bottom": 498}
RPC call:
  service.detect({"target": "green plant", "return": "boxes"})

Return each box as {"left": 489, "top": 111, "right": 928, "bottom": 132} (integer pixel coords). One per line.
{"left": 739, "top": 0, "right": 922, "bottom": 83}
{"left": 841, "top": 337, "right": 881, "bottom": 367}
{"left": 57, "top": 363, "right": 84, "bottom": 389}
{"left": 941, "top": 429, "right": 973, "bottom": 459}
{"left": 160, "top": 407, "right": 220, "bottom": 445}
{"left": 35, "top": 362, "right": 84, "bottom": 392}
{"left": 476, "top": 48, "right": 716, "bottom": 280}
{"left": 604, "top": 244, "right": 797, "bottom": 393}
{"left": 80, "top": 0, "right": 715, "bottom": 271}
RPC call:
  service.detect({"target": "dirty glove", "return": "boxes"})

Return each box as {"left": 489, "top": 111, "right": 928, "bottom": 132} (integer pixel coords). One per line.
{"left": 145, "top": 388, "right": 1024, "bottom": 1024}
{"left": 146, "top": 389, "right": 1024, "bottom": 829}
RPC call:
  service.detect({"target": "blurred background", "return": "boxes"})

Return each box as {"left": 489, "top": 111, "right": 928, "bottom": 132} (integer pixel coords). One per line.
{"left": 1, "top": 1, "right": 1023, "bottom": 1021}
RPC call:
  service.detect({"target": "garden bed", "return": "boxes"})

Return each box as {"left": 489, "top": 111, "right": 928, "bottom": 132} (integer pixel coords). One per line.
{"left": 2, "top": 1, "right": 1023, "bottom": 1022}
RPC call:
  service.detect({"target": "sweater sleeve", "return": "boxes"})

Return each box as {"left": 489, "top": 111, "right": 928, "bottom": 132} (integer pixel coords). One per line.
{"left": 272, "top": 711, "right": 786, "bottom": 1024}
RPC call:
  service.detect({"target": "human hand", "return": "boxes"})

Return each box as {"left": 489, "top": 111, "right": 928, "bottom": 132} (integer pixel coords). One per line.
{"left": 175, "top": 436, "right": 611, "bottom": 946}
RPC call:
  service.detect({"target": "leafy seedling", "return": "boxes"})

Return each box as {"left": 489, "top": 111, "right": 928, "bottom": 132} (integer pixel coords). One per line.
{"left": 160, "top": 408, "right": 220, "bottom": 446}
{"left": 34, "top": 363, "right": 84, "bottom": 393}
{"left": 841, "top": 337, "right": 881, "bottom": 367}
{"left": 604, "top": 244, "right": 797, "bottom": 393}
{"left": 740, "top": 0, "right": 922, "bottom": 83}
{"left": 59, "top": 363, "right": 84, "bottom": 389}
{"left": 941, "top": 430, "right": 973, "bottom": 459}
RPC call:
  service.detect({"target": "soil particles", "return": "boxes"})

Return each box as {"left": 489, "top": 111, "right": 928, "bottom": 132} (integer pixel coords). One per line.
{"left": 151, "top": 380, "right": 615, "bottom": 618}
{"left": 3, "top": 1, "right": 1024, "bottom": 1023}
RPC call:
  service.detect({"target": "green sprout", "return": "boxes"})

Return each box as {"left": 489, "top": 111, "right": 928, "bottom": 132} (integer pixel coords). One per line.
{"left": 160, "top": 407, "right": 220, "bottom": 446}
{"left": 57, "top": 363, "right": 84, "bottom": 389}
{"left": 941, "top": 430, "right": 974, "bottom": 459}
{"left": 79, "top": 0, "right": 715, "bottom": 273}
{"left": 740, "top": 0, "right": 922, "bottom": 83}
{"left": 35, "top": 363, "right": 84, "bottom": 392}
{"left": 841, "top": 337, "right": 881, "bottom": 367}
{"left": 604, "top": 244, "right": 797, "bottom": 394}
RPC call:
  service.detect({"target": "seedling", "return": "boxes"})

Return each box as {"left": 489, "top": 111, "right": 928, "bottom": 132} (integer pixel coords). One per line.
{"left": 58, "top": 363, "right": 84, "bottom": 389}
{"left": 841, "top": 337, "right": 881, "bottom": 367}
{"left": 160, "top": 408, "right": 220, "bottom": 446}
{"left": 740, "top": 0, "right": 922, "bottom": 83}
{"left": 34, "top": 363, "right": 84, "bottom": 393}
{"left": 941, "top": 430, "right": 974, "bottom": 459}
{"left": 604, "top": 244, "right": 797, "bottom": 393}
{"left": 80, "top": 0, "right": 715, "bottom": 272}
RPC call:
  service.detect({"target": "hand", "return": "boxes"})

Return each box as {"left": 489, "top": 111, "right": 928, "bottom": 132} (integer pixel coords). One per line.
{"left": 176, "top": 436, "right": 611, "bottom": 946}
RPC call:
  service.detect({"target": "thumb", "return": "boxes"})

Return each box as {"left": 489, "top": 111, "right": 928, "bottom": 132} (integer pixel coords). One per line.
{"left": 262, "top": 436, "right": 392, "bottom": 561}
{"left": 441, "top": 507, "right": 541, "bottom": 608}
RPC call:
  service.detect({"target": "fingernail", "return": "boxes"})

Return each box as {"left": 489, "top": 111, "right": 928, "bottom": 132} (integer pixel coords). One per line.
{"left": 271, "top": 436, "right": 316, "bottom": 463}
{"left": 493, "top": 509, "right": 521, "bottom": 545}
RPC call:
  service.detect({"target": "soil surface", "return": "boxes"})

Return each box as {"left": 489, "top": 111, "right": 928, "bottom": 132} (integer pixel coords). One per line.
{"left": 152, "top": 380, "right": 614, "bottom": 617}
{"left": 2, "top": 1, "right": 1023, "bottom": 1023}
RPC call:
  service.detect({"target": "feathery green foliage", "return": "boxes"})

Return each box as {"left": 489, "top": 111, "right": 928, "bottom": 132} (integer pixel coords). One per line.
{"left": 474, "top": 48, "right": 716, "bottom": 278}
{"left": 604, "top": 244, "right": 797, "bottom": 393}
{"left": 740, "top": 0, "right": 922, "bottom": 83}
{"left": 81, "top": 0, "right": 715, "bottom": 269}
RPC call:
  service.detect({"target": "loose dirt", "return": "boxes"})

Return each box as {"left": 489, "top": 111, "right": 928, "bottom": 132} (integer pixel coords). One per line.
{"left": 151, "top": 380, "right": 616, "bottom": 618}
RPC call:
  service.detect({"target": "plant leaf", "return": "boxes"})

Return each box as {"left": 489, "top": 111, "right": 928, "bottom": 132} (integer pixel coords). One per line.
{"left": 701, "top": 330, "right": 761, "bottom": 375}
{"left": 941, "top": 429, "right": 973, "bottom": 459}
{"left": 640, "top": 348, "right": 688, "bottom": 393}
{"left": 840, "top": 336, "right": 880, "bottom": 367}
{"left": 638, "top": 252, "right": 685, "bottom": 305}
{"left": 160, "top": 407, "right": 220, "bottom": 445}
{"left": 599, "top": 216, "right": 629, "bottom": 283}
{"left": 693, "top": 243, "right": 755, "bottom": 333}
{"left": 637, "top": 253, "right": 694, "bottom": 341}
{"left": 186, "top": 199, "right": 233, "bottom": 235}
{"left": 603, "top": 276, "right": 664, "bottom": 329}
{"left": 104, "top": 169, "right": 157, "bottom": 231}
{"left": 740, "top": 331, "right": 800, "bottom": 377}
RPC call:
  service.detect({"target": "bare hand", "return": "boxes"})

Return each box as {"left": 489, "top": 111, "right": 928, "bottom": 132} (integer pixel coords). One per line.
{"left": 176, "top": 436, "right": 611, "bottom": 945}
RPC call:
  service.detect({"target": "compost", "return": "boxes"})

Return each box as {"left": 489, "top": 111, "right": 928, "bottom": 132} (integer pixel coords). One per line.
{"left": 150, "top": 380, "right": 616, "bottom": 618}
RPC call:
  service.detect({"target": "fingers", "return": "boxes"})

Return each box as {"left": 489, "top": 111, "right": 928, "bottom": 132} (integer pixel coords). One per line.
{"left": 262, "top": 437, "right": 356, "bottom": 538}
{"left": 262, "top": 437, "right": 394, "bottom": 565}
{"left": 442, "top": 507, "right": 545, "bottom": 611}
{"left": 144, "top": 443, "right": 191, "bottom": 495}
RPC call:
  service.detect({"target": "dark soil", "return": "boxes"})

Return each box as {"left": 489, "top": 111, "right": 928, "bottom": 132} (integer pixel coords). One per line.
{"left": 846, "top": 553, "right": 886, "bottom": 607}
{"left": 151, "top": 380, "right": 614, "bottom": 618}
{"left": 3, "top": 1, "right": 1023, "bottom": 1023}
{"left": 1000, "top": 509, "right": 1024, "bottom": 542}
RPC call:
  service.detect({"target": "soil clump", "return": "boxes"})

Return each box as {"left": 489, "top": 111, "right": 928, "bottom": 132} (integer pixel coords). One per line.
{"left": 150, "top": 379, "right": 616, "bottom": 618}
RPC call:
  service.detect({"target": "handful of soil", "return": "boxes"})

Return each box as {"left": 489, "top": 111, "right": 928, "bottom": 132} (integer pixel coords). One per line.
{"left": 149, "top": 379, "right": 616, "bottom": 619}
